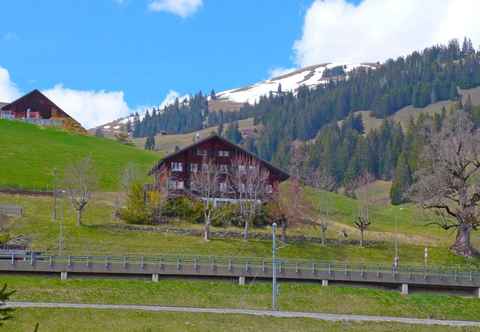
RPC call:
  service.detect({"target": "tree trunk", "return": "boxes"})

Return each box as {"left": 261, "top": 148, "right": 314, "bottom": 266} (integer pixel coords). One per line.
{"left": 204, "top": 211, "right": 210, "bottom": 241}
{"left": 243, "top": 220, "right": 249, "bottom": 241}
{"left": 451, "top": 224, "right": 475, "bottom": 257}
{"left": 321, "top": 227, "right": 326, "bottom": 246}
{"left": 76, "top": 208, "right": 82, "bottom": 226}
{"left": 359, "top": 229, "right": 364, "bottom": 247}
{"left": 281, "top": 220, "right": 287, "bottom": 243}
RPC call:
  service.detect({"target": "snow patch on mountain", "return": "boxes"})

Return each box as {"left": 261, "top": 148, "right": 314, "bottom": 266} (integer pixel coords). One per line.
{"left": 216, "top": 63, "right": 376, "bottom": 104}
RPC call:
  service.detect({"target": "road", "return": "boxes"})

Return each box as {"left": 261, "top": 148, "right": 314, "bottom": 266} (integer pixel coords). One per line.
{"left": 5, "top": 301, "right": 480, "bottom": 327}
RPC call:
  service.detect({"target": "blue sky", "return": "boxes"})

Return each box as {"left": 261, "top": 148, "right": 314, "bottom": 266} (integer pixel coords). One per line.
{"left": 0, "top": 0, "right": 476, "bottom": 127}
{"left": 0, "top": 1, "right": 318, "bottom": 106}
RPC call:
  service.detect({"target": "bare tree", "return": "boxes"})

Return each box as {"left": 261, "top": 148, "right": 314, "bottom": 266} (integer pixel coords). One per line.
{"left": 352, "top": 172, "right": 374, "bottom": 247}
{"left": 230, "top": 155, "right": 269, "bottom": 240}
{"left": 64, "top": 156, "right": 98, "bottom": 226}
{"left": 121, "top": 163, "right": 142, "bottom": 193}
{"left": 191, "top": 156, "right": 220, "bottom": 241}
{"left": 410, "top": 111, "right": 480, "bottom": 257}
{"left": 310, "top": 169, "right": 336, "bottom": 246}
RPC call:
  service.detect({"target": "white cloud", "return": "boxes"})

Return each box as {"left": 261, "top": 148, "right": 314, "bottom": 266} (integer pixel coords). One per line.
{"left": 42, "top": 85, "right": 130, "bottom": 129}
{"left": 159, "top": 90, "right": 189, "bottom": 109}
{"left": 0, "top": 65, "right": 192, "bottom": 129}
{"left": 0, "top": 66, "right": 21, "bottom": 102}
{"left": 148, "top": 0, "right": 202, "bottom": 17}
{"left": 294, "top": 0, "right": 480, "bottom": 66}
{"left": 268, "top": 67, "right": 297, "bottom": 79}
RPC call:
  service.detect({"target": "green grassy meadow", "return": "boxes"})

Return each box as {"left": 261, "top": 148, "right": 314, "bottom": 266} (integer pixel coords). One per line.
{"left": 3, "top": 276, "right": 480, "bottom": 321}
{"left": 0, "top": 120, "right": 159, "bottom": 190}
{"left": 2, "top": 192, "right": 479, "bottom": 268}
{"left": 6, "top": 309, "right": 477, "bottom": 332}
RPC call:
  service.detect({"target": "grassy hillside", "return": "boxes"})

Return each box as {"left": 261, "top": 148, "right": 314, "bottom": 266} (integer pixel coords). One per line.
{"left": 357, "top": 87, "right": 480, "bottom": 133}
{"left": 2, "top": 190, "right": 479, "bottom": 267}
{"left": 0, "top": 120, "right": 159, "bottom": 190}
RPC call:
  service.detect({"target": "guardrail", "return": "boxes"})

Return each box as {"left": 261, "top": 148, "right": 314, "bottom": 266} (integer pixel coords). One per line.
{"left": 1, "top": 253, "right": 480, "bottom": 292}
{"left": 0, "top": 204, "right": 23, "bottom": 217}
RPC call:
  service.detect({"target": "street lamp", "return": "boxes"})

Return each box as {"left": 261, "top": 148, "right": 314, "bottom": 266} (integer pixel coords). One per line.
{"left": 272, "top": 222, "right": 278, "bottom": 311}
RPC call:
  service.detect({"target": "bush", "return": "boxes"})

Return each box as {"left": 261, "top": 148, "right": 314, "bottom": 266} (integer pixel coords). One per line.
{"left": 118, "top": 183, "right": 154, "bottom": 225}
{"left": 211, "top": 204, "right": 241, "bottom": 227}
{"left": 0, "top": 233, "right": 9, "bottom": 245}
{"left": 161, "top": 197, "right": 203, "bottom": 223}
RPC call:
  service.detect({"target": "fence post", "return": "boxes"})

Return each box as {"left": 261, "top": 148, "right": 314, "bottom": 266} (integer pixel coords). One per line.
{"left": 401, "top": 283, "right": 409, "bottom": 295}
{"left": 238, "top": 276, "right": 246, "bottom": 285}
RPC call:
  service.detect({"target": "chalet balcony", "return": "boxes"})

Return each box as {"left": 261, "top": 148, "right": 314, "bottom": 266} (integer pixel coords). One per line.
{"left": 22, "top": 118, "right": 64, "bottom": 127}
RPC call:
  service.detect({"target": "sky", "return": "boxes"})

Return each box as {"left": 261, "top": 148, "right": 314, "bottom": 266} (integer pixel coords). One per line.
{"left": 0, "top": 0, "right": 479, "bottom": 128}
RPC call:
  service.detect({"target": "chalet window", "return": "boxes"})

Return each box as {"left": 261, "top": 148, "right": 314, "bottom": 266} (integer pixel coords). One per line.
{"left": 218, "top": 150, "right": 230, "bottom": 157}
{"left": 219, "top": 182, "right": 228, "bottom": 192}
{"left": 190, "top": 163, "right": 198, "bottom": 173}
{"left": 220, "top": 164, "right": 229, "bottom": 173}
{"left": 171, "top": 162, "right": 183, "bottom": 172}
{"left": 197, "top": 149, "right": 208, "bottom": 156}
{"left": 168, "top": 179, "right": 184, "bottom": 190}
{"left": 202, "top": 163, "right": 209, "bottom": 172}
{"left": 266, "top": 184, "right": 273, "bottom": 194}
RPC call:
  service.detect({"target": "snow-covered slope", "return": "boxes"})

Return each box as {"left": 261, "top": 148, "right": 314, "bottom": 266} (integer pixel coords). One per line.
{"left": 92, "top": 62, "right": 377, "bottom": 133}
{"left": 215, "top": 63, "right": 376, "bottom": 104}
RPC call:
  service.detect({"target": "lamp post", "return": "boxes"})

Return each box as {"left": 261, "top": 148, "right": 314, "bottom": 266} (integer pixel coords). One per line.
{"left": 58, "top": 189, "right": 66, "bottom": 256}
{"left": 393, "top": 207, "right": 403, "bottom": 272}
{"left": 272, "top": 222, "right": 278, "bottom": 311}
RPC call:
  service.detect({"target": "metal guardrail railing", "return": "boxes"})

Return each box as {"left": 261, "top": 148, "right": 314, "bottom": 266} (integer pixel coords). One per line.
{"left": 1, "top": 253, "right": 479, "bottom": 288}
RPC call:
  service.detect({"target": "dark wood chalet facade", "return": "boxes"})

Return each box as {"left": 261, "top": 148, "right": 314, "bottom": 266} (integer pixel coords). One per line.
{"left": 148, "top": 135, "right": 289, "bottom": 205}
{"left": 0, "top": 89, "right": 85, "bottom": 133}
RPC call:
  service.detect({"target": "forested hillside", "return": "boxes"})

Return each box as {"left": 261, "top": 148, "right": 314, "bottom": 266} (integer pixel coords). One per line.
{"left": 132, "top": 38, "right": 480, "bottom": 202}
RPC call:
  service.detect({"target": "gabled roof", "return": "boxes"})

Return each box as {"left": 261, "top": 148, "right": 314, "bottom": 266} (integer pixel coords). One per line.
{"left": 149, "top": 134, "right": 290, "bottom": 181}
{"left": 2, "top": 89, "right": 70, "bottom": 118}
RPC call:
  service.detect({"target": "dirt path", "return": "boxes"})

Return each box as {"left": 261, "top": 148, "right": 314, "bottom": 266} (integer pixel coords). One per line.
{"left": 5, "top": 301, "right": 480, "bottom": 327}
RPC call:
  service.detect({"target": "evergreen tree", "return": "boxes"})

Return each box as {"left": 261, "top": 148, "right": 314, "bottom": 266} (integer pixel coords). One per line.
{"left": 144, "top": 135, "right": 155, "bottom": 150}
{"left": 224, "top": 121, "right": 242, "bottom": 144}
{"left": 390, "top": 153, "right": 412, "bottom": 205}
{"left": 217, "top": 122, "right": 224, "bottom": 136}
{"left": 0, "top": 284, "right": 14, "bottom": 326}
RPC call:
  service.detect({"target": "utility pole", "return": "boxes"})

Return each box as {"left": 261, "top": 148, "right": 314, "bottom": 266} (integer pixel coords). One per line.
{"left": 272, "top": 222, "right": 278, "bottom": 311}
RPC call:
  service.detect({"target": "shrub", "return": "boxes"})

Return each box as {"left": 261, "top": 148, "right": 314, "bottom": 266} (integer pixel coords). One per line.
{"left": 161, "top": 197, "right": 203, "bottom": 223}
{"left": 211, "top": 203, "right": 241, "bottom": 227}
{"left": 118, "top": 182, "right": 154, "bottom": 225}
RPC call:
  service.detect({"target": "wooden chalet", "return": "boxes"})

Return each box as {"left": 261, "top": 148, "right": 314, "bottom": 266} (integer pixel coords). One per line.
{"left": 148, "top": 134, "right": 289, "bottom": 205}
{"left": 0, "top": 89, "right": 85, "bottom": 133}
